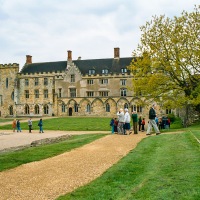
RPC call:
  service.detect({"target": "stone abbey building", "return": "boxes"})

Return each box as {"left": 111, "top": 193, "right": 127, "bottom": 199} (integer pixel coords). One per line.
{"left": 0, "top": 48, "right": 146, "bottom": 118}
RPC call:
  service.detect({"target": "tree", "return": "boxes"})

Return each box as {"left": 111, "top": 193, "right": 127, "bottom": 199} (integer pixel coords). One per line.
{"left": 129, "top": 5, "right": 200, "bottom": 125}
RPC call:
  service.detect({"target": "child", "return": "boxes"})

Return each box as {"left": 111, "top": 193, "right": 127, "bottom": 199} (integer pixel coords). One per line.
{"left": 141, "top": 118, "right": 145, "bottom": 132}
{"left": 114, "top": 118, "right": 118, "bottom": 133}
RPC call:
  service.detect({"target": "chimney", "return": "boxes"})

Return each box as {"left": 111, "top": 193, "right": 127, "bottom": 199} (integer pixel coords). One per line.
{"left": 26, "top": 55, "right": 32, "bottom": 64}
{"left": 114, "top": 47, "right": 120, "bottom": 59}
{"left": 67, "top": 50, "right": 72, "bottom": 61}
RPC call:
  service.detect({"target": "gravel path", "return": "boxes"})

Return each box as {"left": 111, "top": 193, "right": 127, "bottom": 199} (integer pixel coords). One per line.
{"left": 0, "top": 133, "right": 146, "bottom": 200}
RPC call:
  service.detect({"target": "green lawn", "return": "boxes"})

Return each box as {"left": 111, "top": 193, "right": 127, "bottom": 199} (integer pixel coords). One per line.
{"left": 57, "top": 128, "right": 200, "bottom": 200}
{"left": 0, "top": 117, "right": 111, "bottom": 131}
{"left": 1, "top": 117, "right": 199, "bottom": 199}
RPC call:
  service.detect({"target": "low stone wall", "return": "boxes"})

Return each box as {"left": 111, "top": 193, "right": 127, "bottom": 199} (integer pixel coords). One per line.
{"left": 0, "top": 134, "right": 72, "bottom": 154}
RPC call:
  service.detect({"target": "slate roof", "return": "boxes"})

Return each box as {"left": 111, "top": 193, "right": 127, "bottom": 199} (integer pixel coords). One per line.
{"left": 20, "top": 57, "right": 133, "bottom": 75}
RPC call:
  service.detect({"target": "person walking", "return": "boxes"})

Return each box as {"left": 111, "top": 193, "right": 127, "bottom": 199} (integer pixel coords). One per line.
{"left": 124, "top": 108, "right": 132, "bottom": 135}
{"left": 146, "top": 103, "right": 161, "bottom": 135}
{"left": 131, "top": 111, "right": 138, "bottom": 134}
{"left": 16, "top": 119, "right": 22, "bottom": 132}
{"left": 12, "top": 119, "right": 16, "bottom": 132}
{"left": 38, "top": 118, "right": 44, "bottom": 133}
{"left": 138, "top": 116, "right": 142, "bottom": 131}
{"left": 117, "top": 108, "right": 125, "bottom": 134}
{"left": 28, "top": 118, "right": 32, "bottom": 133}
{"left": 141, "top": 118, "right": 145, "bottom": 132}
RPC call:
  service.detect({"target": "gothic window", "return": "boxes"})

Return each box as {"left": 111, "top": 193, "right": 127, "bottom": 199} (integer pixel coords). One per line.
{"left": 62, "top": 104, "right": 65, "bottom": 112}
{"left": 71, "top": 74, "right": 75, "bottom": 83}
{"left": 120, "top": 88, "right": 127, "bottom": 96}
{"left": 35, "top": 90, "right": 39, "bottom": 98}
{"left": 87, "top": 91, "right": 94, "bottom": 97}
{"left": 74, "top": 103, "right": 78, "bottom": 112}
{"left": 44, "top": 104, "right": 49, "bottom": 114}
{"left": 25, "top": 104, "right": 29, "bottom": 114}
{"left": 121, "top": 68, "right": 127, "bottom": 73}
{"left": 9, "top": 105, "right": 13, "bottom": 115}
{"left": 88, "top": 69, "right": 95, "bottom": 75}
{"left": 44, "top": 78, "right": 48, "bottom": 85}
{"left": 86, "top": 104, "right": 91, "bottom": 112}
{"left": 11, "top": 92, "right": 14, "bottom": 100}
{"left": 35, "top": 105, "right": 40, "bottom": 114}
{"left": 35, "top": 78, "right": 39, "bottom": 86}
{"left": 6, "top": 78, "right": 8, "bottom": 88}
{"left": 25, "top": 90, "right": 29, "bottom": 98}
{"left": 137, "top": 105, "right": 142, "bottom": 113}
{"left": 44, "top": 89, "right": 48, "bottom": 98}
{"left": 58, "top": 88, "right": 62, "bottom": 98}
{"left": 99, "top": 91, "right": 108, "bottom": 97}
{"left": 166, "top": 109, "right": 172, "bottom": 114}
{"left": 102, "top": 69, "right": 108, "bottom": 74}
{"left": 99, "top": 79, "right": 108, "bottom": 84}
{"left": 87, "top": 79, "right": 94, "bottom": 85}
{"left": 106, "top": 103, "right": 110, "bottom": 112}
{"left": 121, "top": 79, "right": 126, "bottom": 86}
{"left": 124, "top": 103, "right": 128, "bottom": 109}
{"left": 25, "top": 79, "right": 29, "bottom": 86}
{"left": 70, "top": 88, "right": 76, "bottom": 97}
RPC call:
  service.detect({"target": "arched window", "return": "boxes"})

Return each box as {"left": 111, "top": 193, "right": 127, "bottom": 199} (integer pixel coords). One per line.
{"left": 124, "top": 103, "right": 128, "bottom": 109}
{"left": 137, "top": 105, "right": 142, "bottom": 113}
{"left": 11, "top": 92, "right": 14, "bottom": 100}
{"left": 62, "top": 104, "right": 65, "bottom": 112}
{"left": 166, "top": 109, "right": 172, "bottom": 114}
{"left": 106, "top": 103, "right": 110, "bottom": 112}
{"left": 35, "top": 105, "right": 40, "bottom": 114}
{"left": 86, "top": 104, "right": 91, "bottom": 112}
{"left": 74, "top": 103, "right": 78, "bottom": 112}
{"left": 44, "top": 104, "right": 49, "bottom": 114}
{"left": 9, "top": 106, "right": 13, "bottom": 115}
{"left": 25, "top": 104, "right": 29, "bottom": 114}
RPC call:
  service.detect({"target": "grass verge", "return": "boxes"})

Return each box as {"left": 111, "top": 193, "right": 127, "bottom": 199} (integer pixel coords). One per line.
{"left": 57, "top": 131, "right": 200, "bottom": 200}
{"left": 0, "top": 134, "right": 106, "bottom": 172}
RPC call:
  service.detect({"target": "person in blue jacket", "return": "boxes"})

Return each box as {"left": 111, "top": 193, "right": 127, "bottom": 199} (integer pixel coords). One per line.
{"left": 38, "top": 118, "right": 44, "bottom": 133}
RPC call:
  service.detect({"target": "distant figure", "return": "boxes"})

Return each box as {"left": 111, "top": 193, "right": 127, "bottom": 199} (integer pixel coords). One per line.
{"left": 12, "top": 119, "right": 16, "bottom": 132}
{"left": 117, "top": 108, "right": 125, "bottom": 134}
{"left": 155, "top": 116, "right": 159, "bottom": 126}
{"left": 141, "top": 118, "right": 145, "bottom": 132}
{"left": 110, "top": 117, "right": 115, "bottom": 134}
{"left": 146, "top": 103, "right": 161, "bottom": 135}
{"left": 124, "top": 108, "right": 132, "bottom": 135}
{"left": 16, "top": 119, "right": 22, "bottom": 132}
{"left": 131, "top": 111, "right": 138, "bottom": 134}
{"left": 28, "top": 118, "right": 32, "bottom": 133}
{"left": 38, "top": 118, "right": 44, "bottom": 133}
{"left": 114, "top": 118, "right": 118, "bottom": 133}
{"left": 138, "top": 116, "right": 142, "bottom": 131}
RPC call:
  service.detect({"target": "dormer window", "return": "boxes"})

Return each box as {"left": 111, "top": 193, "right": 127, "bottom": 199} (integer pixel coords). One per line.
{"left": 102, "top": 69, "right": 108, "bottom": 74}
{"left": 121, "top": 68, "right": 127, "bottom": 73}
{"left": 89, "top": 69, "right": 95, "bottom": 75}
{"left": 71, "top": 74, "right": 75, "bottom": 83}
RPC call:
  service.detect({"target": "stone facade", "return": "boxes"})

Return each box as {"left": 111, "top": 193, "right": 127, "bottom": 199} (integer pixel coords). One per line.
{"left": 0, "top": 48, "right": 170, "bottom": 118}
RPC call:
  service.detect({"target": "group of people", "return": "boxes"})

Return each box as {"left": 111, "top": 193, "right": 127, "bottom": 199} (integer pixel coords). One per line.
{"left": 12, "top": 118, "right": 44, "bottom": 133}
{"left": 110, "top": 108, "right": 140, "bottom": 135}
{"left": 110, "top": 103, "right": 162, "bottom": 136}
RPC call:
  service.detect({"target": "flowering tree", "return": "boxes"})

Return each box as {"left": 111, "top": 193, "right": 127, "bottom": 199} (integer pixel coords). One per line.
{"left": 129, "top": 5, "right": 200, "bottom": 125}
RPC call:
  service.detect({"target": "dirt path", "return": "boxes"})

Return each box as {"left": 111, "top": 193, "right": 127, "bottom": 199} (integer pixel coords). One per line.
{"left": 0, "top": 133, "right": 146, "bottom": 200}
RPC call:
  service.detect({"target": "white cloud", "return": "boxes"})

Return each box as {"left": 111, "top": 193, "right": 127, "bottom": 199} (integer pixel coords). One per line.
{"left": 0, "top": 0, "right": 199, "bottom": 68}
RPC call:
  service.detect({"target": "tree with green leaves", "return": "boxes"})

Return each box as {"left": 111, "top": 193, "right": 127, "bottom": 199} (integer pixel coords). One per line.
{"left": 129, "top": 5, "right": 200, "bottom": 125}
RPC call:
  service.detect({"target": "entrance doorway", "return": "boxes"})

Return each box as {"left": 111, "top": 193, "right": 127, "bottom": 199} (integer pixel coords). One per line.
{"left": 69, "top": 107, "right": 72, "bottom": 116}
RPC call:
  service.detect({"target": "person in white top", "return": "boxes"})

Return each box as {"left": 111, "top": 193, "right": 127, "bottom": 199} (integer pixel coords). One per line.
{"left": 116, "top": 108, "right": 125, "bottom": 134}
{"left": 124, "top": 108, "right": 132, "bottom": 135}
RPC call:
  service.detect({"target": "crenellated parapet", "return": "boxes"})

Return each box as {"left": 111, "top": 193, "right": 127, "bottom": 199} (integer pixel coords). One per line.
{"left": 0, "top": 63, "right": 19, "bottom": 68}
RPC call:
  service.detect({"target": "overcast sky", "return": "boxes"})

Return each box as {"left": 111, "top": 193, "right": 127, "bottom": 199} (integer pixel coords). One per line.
{"left": 0, "top": 0, "right": 199, "bottom": 69}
